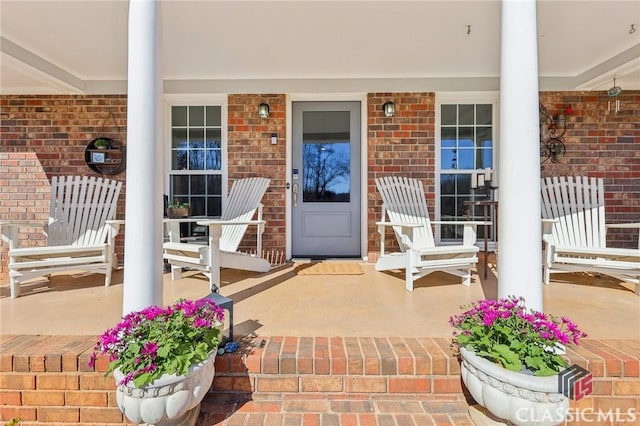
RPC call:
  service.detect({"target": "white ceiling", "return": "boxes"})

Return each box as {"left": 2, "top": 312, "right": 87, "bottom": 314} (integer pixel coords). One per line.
{"left": 1, "top": 0, "right": 639, "bottom": 95}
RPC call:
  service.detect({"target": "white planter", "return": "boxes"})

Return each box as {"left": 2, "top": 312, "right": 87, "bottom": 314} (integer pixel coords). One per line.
{"left": 460, "top": 347, "right": 569, "bottom": 426}
{"left": 113, "top": 352, "right": 216, "bottom": 426}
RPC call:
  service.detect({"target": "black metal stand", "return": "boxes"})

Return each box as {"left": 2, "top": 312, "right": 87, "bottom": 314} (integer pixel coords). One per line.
{"left": 204, "top": 292, "right": 234, "bottom": 343}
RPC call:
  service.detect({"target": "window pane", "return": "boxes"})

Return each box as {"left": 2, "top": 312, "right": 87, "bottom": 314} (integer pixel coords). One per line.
{"left": 477, "top": 149, "right": 493, "bottom": 169}
{"left": 189, "top": 129, "right": 204, "bottom": 149}
{"left": 457, "top": 148, "right": 474, "bottom": 170}
{"left": 458, "top": 127, "right": 474, "bottom": 148}
{"left": 476, "top": 127, "right": 492, "bottom": 148}
{"left": 207, "top": 197, "right": 222, "bottom": 217}
{"left": 441, "top": 105, "right": 457, "bottom": 125}
{"left": 191, "top": 175, "right": 206, "bottom": 195}
{"left": 172, "top": 129, "right": 187, "bottom": 149}
{"left": 189, "top": 106, "right": 204, "bottom": 126}
{"left": 172, "top": 149, "right": 188, "bottom": 170}
{"left": 207, "top": 175, "right": 222, "bottom": 195}
{"left": 189, "top": 150, "right": 205, "bottom": 170}
{"left": 206, "top": 150, "right": 222, "bottom": 170}
{"left": 441, "top": 128, "right": 456, "bottom": 147}
{"left": 441, "top": 174, "right": 456, "bottom": 195}
{"left": 205, "top": 129, "right": 221, "bottom": 148}
{"left": 172, "top": 106, "right": 187, "bottom": 126}
{"left": 206, "top": 106, "right": 221, "bottom": 126}
{"left": 301, "top": 110, "right": 351, "bottom": 203}
{"left": 476, "top": 104, "right": 492, "bottom": 125}
{"left": 171, "top": 175, "right": 189, "bottom": 196}
{"left": 190, "top": 197, "right": 206, "bottom": 216}
{"left": 459, "top": 105, "right": 474, "bottom": 125}
{"left": 441, "top": 148, "right": 457, "bottom": 169}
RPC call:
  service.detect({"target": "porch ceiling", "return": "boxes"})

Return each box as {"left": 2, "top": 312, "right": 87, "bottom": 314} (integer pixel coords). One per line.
{"left": 1, "top": 0, "right": 639, "bottom": 95}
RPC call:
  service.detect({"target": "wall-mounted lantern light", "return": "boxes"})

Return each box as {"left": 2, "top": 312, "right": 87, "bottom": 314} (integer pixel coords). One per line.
{"left": 383, "top": 101, "right": 395, "bottom": 117}
{"left": 258, "top": 103, "right": 270, "bottom": 119}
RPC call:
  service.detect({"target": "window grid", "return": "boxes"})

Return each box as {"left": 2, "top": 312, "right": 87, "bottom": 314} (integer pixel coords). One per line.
{"left": 439, "top": 103, "right": 495, "bottom": 242}
{"left": 169, "top": 105, "right": 223, "bottom": 217}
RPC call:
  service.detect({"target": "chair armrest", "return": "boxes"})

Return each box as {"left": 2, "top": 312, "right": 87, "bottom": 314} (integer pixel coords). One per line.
{"left": 606, "top": 223, "right": 640, "bottom": 229}
{"left": 431, "top": 220, "right": 491, "bottom": 226}
{"left": 0, "top": 221, "right": 46, "bottom": 248}
{"left": 375, "top": 221, "right": 422, "bottom": 228}
{"left": 106, "top": 220, "right": 124, "bottom": 239}
{"left": 197, "top": 219, "right": 266, "bottom": 226}
{"left": 606, "top": 223, "right": 640, "bottom": 249}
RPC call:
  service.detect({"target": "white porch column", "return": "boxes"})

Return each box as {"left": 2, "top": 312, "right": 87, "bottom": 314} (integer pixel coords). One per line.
{"left": 497, "top": 0, "right": 543, "bottom": 311}
{"left": 123, "top": 0, "right": 163, "bottom": 314}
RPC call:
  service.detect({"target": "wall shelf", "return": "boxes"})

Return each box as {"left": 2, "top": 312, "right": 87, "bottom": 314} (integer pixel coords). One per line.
{"left": 84, "top": 137, "right": 126, "bottom": 175}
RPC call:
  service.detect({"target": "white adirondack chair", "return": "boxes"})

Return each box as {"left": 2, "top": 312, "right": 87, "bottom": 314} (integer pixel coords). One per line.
{"left": 375, "top": 176, "right": 481, "bottom": 292}
{"left": 1, "top": 175, "right": 122, "bottom": 298}
{"left": 163, "top": 177, "right": 271, "bottom": 291}
{"left": 541, "top": 176, "right": 640, "bottom": 294}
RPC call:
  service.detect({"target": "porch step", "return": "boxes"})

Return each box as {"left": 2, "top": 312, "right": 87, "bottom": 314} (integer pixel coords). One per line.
{"left": 204, "top": 336, "right": 474, "bottom": 425}
{"left": 198, "top": 392, "right": 474, "bottom": 425}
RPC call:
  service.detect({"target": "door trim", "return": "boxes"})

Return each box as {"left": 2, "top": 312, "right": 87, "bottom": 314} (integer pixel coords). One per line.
{"left": 285, "top": 93, "right": 368, "bottom": 261}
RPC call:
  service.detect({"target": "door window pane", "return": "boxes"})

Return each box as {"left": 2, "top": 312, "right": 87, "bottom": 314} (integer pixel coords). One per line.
{"left": 302, "top": 111, "right": 351, "bottom": 202}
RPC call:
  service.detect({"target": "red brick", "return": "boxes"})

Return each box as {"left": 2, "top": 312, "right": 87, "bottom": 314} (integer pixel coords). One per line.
{"left": 22, "top": 391, "right": 65, "bottom": 406}
{"left": 36, "top": 406, "right": 80, "bottom": 422}
{"left": 0, "top": 391, "right": 21, "bottom": 405}
{"left": 0, "top": 406, "right": 37, "bottom": 422}
{"left": 0, "top": 373, "right": 35, "bottom": 390}
{"left": 79, "top": 406, "right": 124, "bottom": 423}
{"left": 345, "top": 377, "right": 386, "bottom": 393}
{"left": 65, "top": 390, "right": 108, "bottom": 407}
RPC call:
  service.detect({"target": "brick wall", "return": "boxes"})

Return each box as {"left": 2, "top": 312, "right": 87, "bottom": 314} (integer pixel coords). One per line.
{"left": 227, "top": 94, "right": 286, "bottom": 259}
{"left": 539, "top": 91, "right": 640, "bottom": 248}
{"left": 367, "top": 92, "right": 437, "bottom": 261}
{"left": 1, "top": 91, "right": 638, "bottom": 282}
{"left": 0, "top": 96, "right": 128, "bottom": 280}
{"left": 0, "top": 335, "right": 638, "bottom": 425}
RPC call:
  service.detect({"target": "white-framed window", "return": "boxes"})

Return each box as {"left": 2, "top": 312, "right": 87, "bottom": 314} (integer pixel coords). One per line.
{"left": 166, "top": 98, "right": 227, "bottom": 218}
{"left": 436, "top": 94, "right": 498, "bottom": 244}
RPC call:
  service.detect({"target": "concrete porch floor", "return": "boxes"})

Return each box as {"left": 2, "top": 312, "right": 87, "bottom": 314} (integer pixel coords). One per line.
{"left": 1, "top": 260, "right": 639, "bottom": 340}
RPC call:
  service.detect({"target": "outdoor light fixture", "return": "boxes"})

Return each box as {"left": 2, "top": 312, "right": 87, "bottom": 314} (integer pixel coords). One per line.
{"left": 383, "top": 101, "right": 395, "bottom": 117}
{"left": 539, "top": 102, "right": 569, "bottom": 168}
{"left": 258, "top": 103, "right": 270, "bottom": 119}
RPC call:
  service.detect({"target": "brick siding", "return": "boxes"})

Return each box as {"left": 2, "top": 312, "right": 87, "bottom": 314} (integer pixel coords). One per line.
{"left": 227, "top": 94, "right": 286, "bottom": 257}
{"left": 539, "top": 91, "right": 640, "bottom": 249}
{"left": 1, "top": 91, "right": 638, "bottom": 281}
{"left": 0, "top": 335, "right": 638, "bottom": 425}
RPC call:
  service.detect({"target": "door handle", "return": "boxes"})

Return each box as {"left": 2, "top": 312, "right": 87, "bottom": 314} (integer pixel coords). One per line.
{"left": 292, "top": 183, "right": 299, "bottom": 208}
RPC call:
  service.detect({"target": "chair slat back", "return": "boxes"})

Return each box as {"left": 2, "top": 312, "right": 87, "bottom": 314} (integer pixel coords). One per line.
{"left": 220, "top": 177, "right": 270, "bottom": 252}
{"left": 375, "top": 176, "right": 435, "bottom": 250}
{"left": 541, "top": 176, "right": 606, "bottom": 248}
{"left": 48, "top": 176, "right": 122, "bottom": 247}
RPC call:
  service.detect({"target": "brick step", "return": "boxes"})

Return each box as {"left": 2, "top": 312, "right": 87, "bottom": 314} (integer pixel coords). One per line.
{"left": 212, "top": 336, "right": 463, "bottom": 396}
{"left": 197, "top": 392, "right": 474, "bottom": 426}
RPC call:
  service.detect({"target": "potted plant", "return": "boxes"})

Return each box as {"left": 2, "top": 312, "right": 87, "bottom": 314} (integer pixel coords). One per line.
{"left": 450, "top": 296, "right": 587, "bottom": 426}
{"left": 93, "top": 138, "right": 111, "bottom": 149}
{"left": 89, "top": 298, "right": 224, "bottom": 426}
{"left": 167, "top": 200, "right": 191, "bottom": 218}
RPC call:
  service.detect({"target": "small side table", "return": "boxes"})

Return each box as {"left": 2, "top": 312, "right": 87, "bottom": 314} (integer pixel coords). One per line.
{"left": 464, "top": 200, "right": 498, "bottom": 278}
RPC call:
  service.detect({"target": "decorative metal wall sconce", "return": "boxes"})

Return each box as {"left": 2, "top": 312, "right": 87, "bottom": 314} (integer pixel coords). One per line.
{"left": 539, "top": 103, "right": 570, "bottom": 167}
{"left": 258, "top": 103, "right": 270, "bottom": 119}
{"left": 383, "top": 101, "right": 395, "bottom": 117}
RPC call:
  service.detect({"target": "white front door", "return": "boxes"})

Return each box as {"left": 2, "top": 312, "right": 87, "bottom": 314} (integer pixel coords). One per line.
{"left": 291, "top": 101, "right": 361, "bottom": 258}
